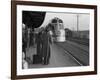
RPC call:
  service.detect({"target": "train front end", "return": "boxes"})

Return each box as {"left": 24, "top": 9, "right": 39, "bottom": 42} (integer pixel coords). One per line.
{"left": 51, "top": 17, "right": 66, "bottom": 42}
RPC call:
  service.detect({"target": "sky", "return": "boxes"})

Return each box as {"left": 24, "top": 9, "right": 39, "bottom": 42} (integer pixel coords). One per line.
{"left": 40, "top": 12, "right": 90, "bottom": 31}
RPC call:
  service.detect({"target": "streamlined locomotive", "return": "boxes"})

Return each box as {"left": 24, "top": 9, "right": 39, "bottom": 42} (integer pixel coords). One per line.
{"left": 49, "top": 17, "right": 65, "bottom": 42}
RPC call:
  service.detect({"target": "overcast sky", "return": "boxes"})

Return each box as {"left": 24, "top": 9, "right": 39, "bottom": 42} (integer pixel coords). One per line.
{"left": 40, "top": 12, "right": 90, "bottom": 31}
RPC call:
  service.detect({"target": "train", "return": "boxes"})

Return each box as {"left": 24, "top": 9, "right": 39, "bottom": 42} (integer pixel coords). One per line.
{"left": 47, "top": 17, "right": 66, "bottom": 42}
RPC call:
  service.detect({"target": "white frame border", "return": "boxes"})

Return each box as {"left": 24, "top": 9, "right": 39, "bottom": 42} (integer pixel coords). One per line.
{"left": 17, "top": 5, "right": 94, "bottom": 75}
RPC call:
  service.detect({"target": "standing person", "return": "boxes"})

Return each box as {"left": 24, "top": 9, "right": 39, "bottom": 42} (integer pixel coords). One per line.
{"left": 36, "top": 31, "right": 42, "bottom": 57}
{"left": 22, "top": 24, "right": 28, "bottom": 59}
{"left": 33, "top": 28, "right": 44, "bottom": 64}
{"left": 29, "top": 29, "right": 33, "bottom": 47}
{"left": 41, "top": 28, "right": 52, "bottom": 65}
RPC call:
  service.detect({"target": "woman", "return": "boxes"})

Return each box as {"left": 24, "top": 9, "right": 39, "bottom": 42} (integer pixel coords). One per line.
{"left": 41, "top": 27, "right": 52, "bottom": 65}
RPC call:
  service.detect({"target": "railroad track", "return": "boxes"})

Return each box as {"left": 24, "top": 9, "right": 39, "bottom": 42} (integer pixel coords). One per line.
{"left": 65, "top": 40, "right": 89, "bottom": 56}
{"left": 55, "top": 42, "right": 89, "bottom": 66}
{"left": 66, "top": 38, "right": 89, "bottom": 46}
{"left": 57, "top": 44, "right": 84, "bottom": 66}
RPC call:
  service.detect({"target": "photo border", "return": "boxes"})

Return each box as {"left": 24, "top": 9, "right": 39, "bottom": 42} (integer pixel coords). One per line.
{"left": 11, "top": 1, "right": 97, "bottom": 79}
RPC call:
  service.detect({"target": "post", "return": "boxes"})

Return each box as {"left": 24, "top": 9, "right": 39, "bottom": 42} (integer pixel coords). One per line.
{"left": 77, "top": 14, "right": 79, "bottom": 38}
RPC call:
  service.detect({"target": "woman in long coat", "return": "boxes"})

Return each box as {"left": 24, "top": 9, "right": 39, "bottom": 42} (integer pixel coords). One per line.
{"left": 41, "top": 28, "right": 52, "bottom": 65}
{"left": 36, "top": 31, "right": 42, "bottom": 57}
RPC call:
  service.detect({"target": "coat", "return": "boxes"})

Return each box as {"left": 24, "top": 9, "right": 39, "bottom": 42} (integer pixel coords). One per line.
{"left": 41, "top": 31, "right": 52, "bottom": 64}
{"left": 36, "top": 32, "right": 42, "bottom": 56}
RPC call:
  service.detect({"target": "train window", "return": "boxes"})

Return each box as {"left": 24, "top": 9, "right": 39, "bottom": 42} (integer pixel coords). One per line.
{"left": 52, "top": 19, "right": 57, "bottom": 23}
{"left": 59, "top": 19, "right": 63, "bottom": 23}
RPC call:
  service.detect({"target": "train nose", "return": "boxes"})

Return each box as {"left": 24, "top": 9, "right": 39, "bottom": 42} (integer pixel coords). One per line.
{"left": 56, "top": 30, "right": 66, "bottom": 42}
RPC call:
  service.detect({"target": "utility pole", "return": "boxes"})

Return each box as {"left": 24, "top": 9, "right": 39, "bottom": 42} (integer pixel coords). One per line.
{"left": 77, "top": 14, "right": 79, "bottom": 32}
{"left": 77, "top": 14, "right": 79, "bottom": 38}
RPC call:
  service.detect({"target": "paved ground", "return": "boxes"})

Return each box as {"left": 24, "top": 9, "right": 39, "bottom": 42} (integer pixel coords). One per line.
{"left": 26, "top": 42, "right": 80, "bottom": 69}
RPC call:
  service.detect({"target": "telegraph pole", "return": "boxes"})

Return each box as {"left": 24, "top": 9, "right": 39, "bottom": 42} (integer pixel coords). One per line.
{"left": 77, "top": 14, "right": 79, "bottom": 38}
{"left": 77, "top": 14, "right": 79, "bottom": 32}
